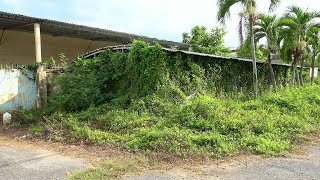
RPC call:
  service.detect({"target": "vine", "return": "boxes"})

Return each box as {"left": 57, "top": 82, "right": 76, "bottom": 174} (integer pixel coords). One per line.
{"left": 49, "top": 40, "right": 290, "bottom": 112}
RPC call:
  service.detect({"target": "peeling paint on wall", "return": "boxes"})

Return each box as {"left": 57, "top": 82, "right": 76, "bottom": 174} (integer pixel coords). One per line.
{"left": 0, "top": 69, "right": 37, "bottom": 113}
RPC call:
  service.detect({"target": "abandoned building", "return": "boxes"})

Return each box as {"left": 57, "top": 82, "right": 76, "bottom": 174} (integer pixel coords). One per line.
{"left": 0, "top": 11, "right": 186, "bottom": 114}
{"left": 0, "top": 11, "right": 317, "bottom": 114}
{"left": 0, "top": 11, "right": 185, "bottom": 65}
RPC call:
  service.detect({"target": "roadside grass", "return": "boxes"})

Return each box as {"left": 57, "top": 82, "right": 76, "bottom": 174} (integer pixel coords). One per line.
{"left": 69, "top": 156, "right": 151, "bottom": 180}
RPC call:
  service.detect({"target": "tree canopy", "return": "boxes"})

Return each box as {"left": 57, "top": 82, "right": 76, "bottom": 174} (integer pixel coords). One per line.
{"left": 182, "top": 26, "right": 231, "bottom": 56}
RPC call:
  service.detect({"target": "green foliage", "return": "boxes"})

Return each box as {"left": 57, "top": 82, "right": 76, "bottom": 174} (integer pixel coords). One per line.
{"left": 29, "top": 41, "right": 315, "bottom": 158}
{"left": 237, "top": 37, "right": 268, "bottom": 61}
{"left": 48, "top": 41, "right": 289, "bottom": 112}
{"left": 59, "top": 53, "right": 68, "bottom": 67}
{"left": 33, "top": 84, "right": 320, "bottom": 158}
{"left": 50, "top": 71, "right": 103, "bottom": 112}
{"left": 13, "top": 109, "right": 47, "bottom": 124}
{"left": 29, "top": 123, "right": 46, "bottom": 137}
{"left": 278, "top": 6, "right": 319, "bottom": 64}
{"left": 182, "top": 26, "right": 231, "bottom": 56}
{"left": 70, "top": 157, "right": 150, "bottom": 180}
{"left": 254, "top": 14, "right": 279, "bottom": 52}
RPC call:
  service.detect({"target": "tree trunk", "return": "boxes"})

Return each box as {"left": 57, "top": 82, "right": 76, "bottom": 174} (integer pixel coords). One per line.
{"left": 291, "top": 61, "right": 295, "bottom": 86}
{"left": 239, "top": 16, "right": 244, "bottom": 48}
{"left": 249, "top": 14, "right": 258, "bottom": 98}
{"left": 299, "top": 59, "right": 304, "bottom": 86}
{"left": 311, "top": 54, "right": 316, "bottom": 85}
{"left": 292, "top": 50, "right": 300, "bottom": 87}
{"left": 292, "top": 59, "right": 300, "bottom": 87}
{"left": 268, "top": 53, "right": 277, "bottom": 91}
{"left": 296, "top": 65, "right": 300, "bottom": 87}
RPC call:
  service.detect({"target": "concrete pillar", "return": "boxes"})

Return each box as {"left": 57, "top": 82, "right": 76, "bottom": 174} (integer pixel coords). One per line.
{"left": 34, "top": 23, "right": 47, "bottom": 107}
{"left": 34, "top": 23, "right": 42, "bottom": 63}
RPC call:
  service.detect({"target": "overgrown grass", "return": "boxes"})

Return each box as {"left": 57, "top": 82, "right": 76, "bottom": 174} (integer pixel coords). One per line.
{"left": 69, "top": 157, "right": 150, "bottom": 180}
{"left": 25, "top": 85, "right": 320, "bottom": 158}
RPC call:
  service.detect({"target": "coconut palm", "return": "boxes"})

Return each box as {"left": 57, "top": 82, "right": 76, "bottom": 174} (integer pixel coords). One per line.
{"left": 217, "top": 0, "right": 281, "bottom": 97}
{"left": 238, "top": 11, "right": 247, "bottom": 48}
{"left": 254, "top": 14, "right": 279, "bottom": 90}
{"left": 307, "top": 26, "right": 320, "bottom": 84}
{"left": 278, "top": 6, "right": 320, "bottom": 86}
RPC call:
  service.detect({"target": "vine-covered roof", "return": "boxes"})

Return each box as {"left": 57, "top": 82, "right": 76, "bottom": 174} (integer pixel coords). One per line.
{"left": 82, "top": 44, "right": 293, "bottom": 67}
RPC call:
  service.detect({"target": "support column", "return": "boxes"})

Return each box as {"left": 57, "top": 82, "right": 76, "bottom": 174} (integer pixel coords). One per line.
{"left": 34, "top": 23, "right": 47, "bottom": 107}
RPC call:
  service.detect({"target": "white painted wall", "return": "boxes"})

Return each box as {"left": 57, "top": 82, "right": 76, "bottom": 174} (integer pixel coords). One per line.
{"left": 0, "top": 30, "right": 121, "bottom": 65}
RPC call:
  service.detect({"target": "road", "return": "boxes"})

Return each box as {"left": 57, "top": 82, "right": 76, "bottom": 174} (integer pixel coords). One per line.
{"left": 0, "top": 128, "right": 88, "bottom": 180}
{"left": 0, "top": 146, "right": 88, "bottom": 180}
{"left": 127, "top": 146, "right": 320, "bottom": 180}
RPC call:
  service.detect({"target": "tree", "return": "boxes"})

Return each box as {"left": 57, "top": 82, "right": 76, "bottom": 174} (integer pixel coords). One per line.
{"left": 237, "top": 36, "right": 267, "bottom": 61}
{"left": 307, "top": 26, "right": 320, "bottom": 84}
{"left": 254, "top": 14, "right": 279, "bottom": 91}
{"left": 217, "top": 0, "right": 281, "bottom": 97}
{"left": 182, "top": 26, "right": 231, "bottom": 56}
{"left": 278, "top": 6, "right": 320, "bottom": 86}
{"left": 238, "top": 11, "right": 247, "bottom": 48}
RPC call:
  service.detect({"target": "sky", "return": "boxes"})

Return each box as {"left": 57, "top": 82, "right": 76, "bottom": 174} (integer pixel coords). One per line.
{"left": 0, "top": 0, "right": 319, "bottom": 48}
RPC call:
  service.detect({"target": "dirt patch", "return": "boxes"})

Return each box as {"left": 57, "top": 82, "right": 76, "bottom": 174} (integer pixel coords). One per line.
{"left": 0, "top": 127, "right": 133, "bottom": 165}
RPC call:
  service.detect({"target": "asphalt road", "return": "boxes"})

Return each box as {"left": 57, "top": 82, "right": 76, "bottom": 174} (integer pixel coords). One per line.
{"left": 0, "top": 147, "right": 88, "bottom": 180}
{"left": 127, "top": 146, "right": 320, "bottom": 180}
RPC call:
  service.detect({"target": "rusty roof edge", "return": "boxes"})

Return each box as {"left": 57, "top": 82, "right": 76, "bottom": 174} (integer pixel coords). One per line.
{"left": 82, "top": 45, "right": 292, "bottom": 67}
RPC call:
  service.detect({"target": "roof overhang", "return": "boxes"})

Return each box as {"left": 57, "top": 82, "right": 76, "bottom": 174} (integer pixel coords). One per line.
{"left": 0, "top": 11, "right": 188, "bottom": 48}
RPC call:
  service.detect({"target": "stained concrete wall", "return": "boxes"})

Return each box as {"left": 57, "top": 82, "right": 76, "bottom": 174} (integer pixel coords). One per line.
{"left": 0, "top": 69, "right": 37, "bottom": 113}
{"left": 0, "top": 30, "right": 121, "bottom": 65}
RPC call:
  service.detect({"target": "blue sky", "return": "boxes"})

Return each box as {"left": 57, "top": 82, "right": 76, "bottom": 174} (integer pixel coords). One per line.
{"left": 1, "top": 0, "right": 319, "bottom": 48}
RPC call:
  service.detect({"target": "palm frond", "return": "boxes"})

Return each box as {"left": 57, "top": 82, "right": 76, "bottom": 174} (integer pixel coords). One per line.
{"left": 217, "top": 0, "right": 242, "bottom": 24}
{"left": 269, "top": 0, "right": 280, "bottom": 12}
{"left": 277, "top": 18, "right": 299, "bottom": 30}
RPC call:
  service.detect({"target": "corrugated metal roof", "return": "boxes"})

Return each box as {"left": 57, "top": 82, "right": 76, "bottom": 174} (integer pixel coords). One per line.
{"left": 0, "top": 11, "right": 188, "bottom": 48}
{"left": 82, "top": 44, "right": 293, "bottom": 67}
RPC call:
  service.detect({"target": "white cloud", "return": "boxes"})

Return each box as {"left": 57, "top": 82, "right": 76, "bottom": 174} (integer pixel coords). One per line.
{"left": 1, "top": 0, "right": 319, "bottom": 47}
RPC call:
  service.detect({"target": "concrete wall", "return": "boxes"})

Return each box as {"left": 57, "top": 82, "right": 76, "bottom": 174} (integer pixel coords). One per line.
{"left": 0, "top": 30, "right": 121, "bottom": 65}
{"left": 0, "top": 69, "right": 37, "bottom": 113}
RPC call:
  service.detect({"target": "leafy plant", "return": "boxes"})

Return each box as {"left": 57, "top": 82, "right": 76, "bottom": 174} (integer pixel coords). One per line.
{"left": 182, "top": 26, "right": 231, "bottom": 56}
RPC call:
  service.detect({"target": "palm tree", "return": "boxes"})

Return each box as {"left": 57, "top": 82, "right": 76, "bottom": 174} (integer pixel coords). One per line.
{"left": 254, "top": 14, "right": 279, "bottom": 91}
{"left": 238, "top": 11, "right": 247, "bottom": 48}
{"left": 278, "top": 6, "right": 320, "bottom": 86}
{"left": 217, "top": 0, "right": 280, "bottom": 97}
{"left": 307, "top": 26, "right": 320, "bottom": 84}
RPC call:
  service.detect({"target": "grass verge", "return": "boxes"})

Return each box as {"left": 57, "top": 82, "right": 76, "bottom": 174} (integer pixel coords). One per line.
{"left": 69, "top": 157, "right": 150, "bottom": 180}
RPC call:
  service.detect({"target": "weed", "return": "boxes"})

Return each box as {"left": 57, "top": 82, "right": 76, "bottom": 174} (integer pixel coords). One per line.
{"left": 69, "top": 157, "right": 150, "bottom": 180}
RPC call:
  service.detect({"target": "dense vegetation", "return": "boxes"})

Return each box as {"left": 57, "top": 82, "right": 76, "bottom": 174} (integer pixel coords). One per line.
{"left": 215, "top": 1, "right": 319, "bottom": 94}
{"left": 48, "top": 41, "right": 290, "bottom": 112}
{"left": 23, "top": 41, "right": 320, "bottom": 158}
{"left": 13, "top": 1, "right": 320, "bottom": 160}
